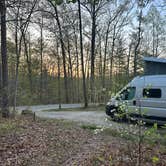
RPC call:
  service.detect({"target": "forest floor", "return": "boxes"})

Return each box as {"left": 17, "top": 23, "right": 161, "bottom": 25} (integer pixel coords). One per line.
{"left": 0, "top": 115, "right": 166, "bottom": 166}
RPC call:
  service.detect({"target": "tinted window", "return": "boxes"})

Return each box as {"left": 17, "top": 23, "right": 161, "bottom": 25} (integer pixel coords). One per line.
{"left": 120, "top": 87, "right": 136, "bottom": 100}
{"left": 143, "top": 88, "right": 161, "bottom": 98}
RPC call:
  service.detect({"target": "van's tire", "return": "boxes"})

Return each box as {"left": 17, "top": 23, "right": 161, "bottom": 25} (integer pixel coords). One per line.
{"left": 106, "top": 105, "right": 128, "bottom": 122}
{"left": 105, "top": 105, "right": 117, "bottom": 118}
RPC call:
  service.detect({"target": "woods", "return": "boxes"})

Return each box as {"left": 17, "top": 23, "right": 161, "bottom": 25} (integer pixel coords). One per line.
{"left": 0, "top": 0, "right": 166, "bottom": 116}
{"left": 0, "top": 1, "right": 166, "bottom": 165}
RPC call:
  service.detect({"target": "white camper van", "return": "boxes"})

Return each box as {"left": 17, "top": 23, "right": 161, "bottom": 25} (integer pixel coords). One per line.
{"left": 106, "top": 75, "right": 166, "bottom": 124}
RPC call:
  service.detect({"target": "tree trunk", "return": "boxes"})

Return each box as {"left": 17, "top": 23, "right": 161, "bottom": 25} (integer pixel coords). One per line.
{"left": 74, "top": 30, "right": 80, "bottom": 103}
{"left": 134, "top": 9, "right": 142, "bottom": 76}
{"left": 110, "top": 25, "right": 116, "bottom": 83}
{"left": 67, "top": 36, "right": 74, "bottom": 103}
{"left": 22, "top": 32, "right": 33, "bottom": 93}
{"left": 78, "top": 0, "right": 88, "bottom": 107}
{"left": 127, "top": 44, "right": 132, "bottom": 79}
{"left": 155, "top": 34, "right": 159, "bottom": 57}
{"left": 13, "top": 20, "right": 21, "bottom": 112}
{"left": 103, "top": 23, "right": 110, "bottom": 88}
{"left": 40, "top": 16, "right": 43, "bottom": 102}
{"left": 54, "top": 5, "right": 69, "bottom": 103}
{"left": 13, "top": 2, "right": 22, "bottom": 112}
{"left": 152, "top": 21, "right": 155, "bottom": 56}
{"left": 0, "top": 61, "right": 2, "bottom": 110}
{"left": 56, "top": 42, "right": 61, "bottom": 109}
{"left": 90, "top": 2, "right": 96, "bottom": 103}
{"left": 99, "top": 36, "right": 102, "bottom": 87}
{"left": 0, "top": 0, "right": 9, "bottom": 118}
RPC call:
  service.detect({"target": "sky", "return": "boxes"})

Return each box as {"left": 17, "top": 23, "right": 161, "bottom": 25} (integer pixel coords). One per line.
{"left": 8, "top": 0, "right": 166, "bottom": 57}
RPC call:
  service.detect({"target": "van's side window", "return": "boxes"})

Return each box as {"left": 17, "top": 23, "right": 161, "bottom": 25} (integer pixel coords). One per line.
{"left": 143, "top": 89, "right": 161, "bottom": 98}
{"left": 120, "top": 87, "right": 136, "bottom": 100}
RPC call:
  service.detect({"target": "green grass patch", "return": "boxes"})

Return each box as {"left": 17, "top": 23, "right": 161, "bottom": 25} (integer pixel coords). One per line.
{"left": 102, "top": 126, "right": 166, "bottom": 146}
{"left": 0, "top": 120, "right": 19, "bottom": 135}
{"left": 102, "top": 127, "right": 136, "bottom": 141}
{"left": 81, "top": 124, "right": 102, "bottom": 130}
{"left": 102, "top": 128, "right": 121, "bottom": 137}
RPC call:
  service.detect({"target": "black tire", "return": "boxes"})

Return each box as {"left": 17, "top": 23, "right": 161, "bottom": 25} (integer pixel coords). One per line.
{"left": 105, "top": 105, "right": 117, "bottom": 118}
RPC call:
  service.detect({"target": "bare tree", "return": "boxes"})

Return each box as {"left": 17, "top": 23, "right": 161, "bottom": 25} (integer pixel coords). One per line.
{"left": 11, "top": 0, "right": 38, "bottom": 111}
{"left": 133, "top": 0, "right": 149, "bottom": 76}
{"left": 78, "top": 0, "right": 88, "bottom": 107}
{"left": 0, "top": 0, "right": 9, "bottom": 117}
{"left": 82, "top": 0, "right": 108, "bottom": 102}
{"left": 39, "top": 15, "right": 44, "bottom": 102}
{"left": 48, "top": 0, "right": 69, "bottom": 103}
{"left": 133, "top": 5, "right": 143, "bottom": 76}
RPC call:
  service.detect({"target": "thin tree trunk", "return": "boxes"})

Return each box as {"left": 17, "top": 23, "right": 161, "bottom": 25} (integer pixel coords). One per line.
{"left": 90, "top": 2, "right": 96, "bottom": 103}
{"left": 54, "top": 5, "right": 69, "bottom": 103}
{"left": 85, "top": 46, "right": 90, "bottom": 78}
{"left": 57, "top": 43, "right": 61, "bottom": 109}
{"left": 40, "top": 16, "right": 43, "bottom": 102}
{"left": 0, "top": 61, "right": 2, "bottom": 110}
{"left": 134, "top": 8, "right": 142, "bottom": 76}
{"left": 99, "top": 36, "right": 102, "bottom": 87}
{"left": 127, "top": 44, "right": 132, "bottom": 79}
{"left": 0, "top": 0, "right": 9, "bottom": 117}
{"left": 152, "top": 21, "right": 155, "bottom": 56}
{"left": 110, "top": 25, "right": 116, "bottom": 82}
{"left": 67, "top": 36, "right": 74, "bottom": 103}
{"left": 74, "top": 30, "right": 80, "bottom": 102}
{"left": 155, "top": 34, "right": 159, "bottom": 57}
{"left": 103, "top": 23, "right": 110, "bottom": 88}
{"left": 22, "top": 32, "right": 33, "bottom": 92}
{"left": 13, "top": 0, "right": 22, "bottom": 112}
{"left": 13, "top": 20, "right": 20, "bottom": 112}
{"left": 78, "top": 0, "right": 88, "bottom": 107}
{"left": 110, "top": 53, "right": 113, "bottom": 90}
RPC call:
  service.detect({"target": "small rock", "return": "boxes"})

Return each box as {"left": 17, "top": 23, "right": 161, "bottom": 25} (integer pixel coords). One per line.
{"left": 21, "top": 110, "right": 33, "bottom": 116}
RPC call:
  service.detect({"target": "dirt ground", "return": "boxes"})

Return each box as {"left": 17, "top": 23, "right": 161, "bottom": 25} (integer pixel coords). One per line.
{"left": 0, "top": 116, "right": 165, "bottom": 166}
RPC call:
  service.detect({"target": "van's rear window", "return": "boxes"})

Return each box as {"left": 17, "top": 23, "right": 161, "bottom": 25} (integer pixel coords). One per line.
{"left": 143, "top": 89, "right": 161, "bottom": 98}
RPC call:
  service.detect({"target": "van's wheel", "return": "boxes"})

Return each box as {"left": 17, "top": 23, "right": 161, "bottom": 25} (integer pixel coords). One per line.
{"left": 110, "top": 107, "right": 126, "bottom": 122}
{"left": 106, "top": 105, "right": 117, "bottom": 119}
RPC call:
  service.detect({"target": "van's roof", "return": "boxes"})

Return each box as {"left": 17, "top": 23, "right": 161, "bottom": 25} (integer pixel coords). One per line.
{"left": 130, "top": 75, "right": 166, "bottom": 87}
{"left": 144, "top": 57, "right": 166, "bottom": 64}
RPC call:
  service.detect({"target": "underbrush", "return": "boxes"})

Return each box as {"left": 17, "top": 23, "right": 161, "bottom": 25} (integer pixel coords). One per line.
{"left": 80, "top": 122, "right": 166, "bottom": 165}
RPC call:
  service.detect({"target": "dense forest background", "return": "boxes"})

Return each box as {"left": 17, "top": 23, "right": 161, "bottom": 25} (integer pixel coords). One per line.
{"left": 0, "top": 0, "right": 166, "bottom": 108}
